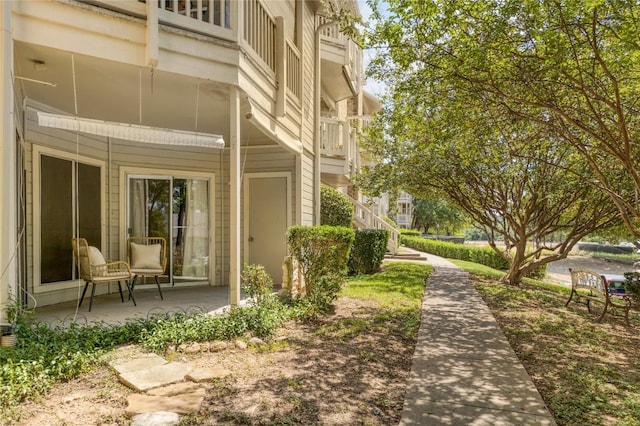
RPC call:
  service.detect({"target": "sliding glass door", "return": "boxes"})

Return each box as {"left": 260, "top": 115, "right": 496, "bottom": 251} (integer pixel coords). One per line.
{"left": 172, "top": 178, "right": 209, "bottom": 283}
{"left": 127, "top": 175, "right": 210, "bottom": 286}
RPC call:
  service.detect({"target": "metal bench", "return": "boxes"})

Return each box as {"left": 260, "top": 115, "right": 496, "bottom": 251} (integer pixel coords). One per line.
{"left": 566, "top": 268, "right": 631, "bottom": 326}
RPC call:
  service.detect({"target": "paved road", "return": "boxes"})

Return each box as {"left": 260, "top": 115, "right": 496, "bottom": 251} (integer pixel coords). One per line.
{"left": 545, "top": 255, "right": 634, "bottom": 285}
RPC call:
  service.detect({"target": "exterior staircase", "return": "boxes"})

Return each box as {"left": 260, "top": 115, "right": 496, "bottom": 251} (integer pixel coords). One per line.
{"left": 349, "top": 196, "right": 400, "bottom": 255}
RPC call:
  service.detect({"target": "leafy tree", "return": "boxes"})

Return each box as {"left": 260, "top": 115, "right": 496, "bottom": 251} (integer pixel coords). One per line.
{"left": 412, "top": 198, "right": 468, "bottom": 235}
{"left": 356, "top": 0, "right": 640, "bottom": 284}
{"left": 366, "top": 0, "right": 640, "bottom": 237}
{"left": 360, "top": 98, "right": 622, "bottom": 284}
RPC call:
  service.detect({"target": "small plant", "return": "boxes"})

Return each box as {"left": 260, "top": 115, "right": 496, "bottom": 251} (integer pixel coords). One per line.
{"left": 623, "top": 272, "right": 640, "bottom": 305}
{"left": 241, "top": 264, "right": 274, "bottom": 307}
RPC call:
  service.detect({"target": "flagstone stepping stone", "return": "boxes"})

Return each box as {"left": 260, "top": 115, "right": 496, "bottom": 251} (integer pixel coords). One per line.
{"left": 125, "top": 384, "right": 207, "bottom": 416}
{"left": 147, "top": 382, "right": 207, "bottom": 396}
{"left": 119, "top": 362, "right": 193, "bottom": 392}
{"left": 186, "top": 366, "right": 232, "bottom": 382}
{"left": 130, "top": 411, "right": 180, "bottom": 426}
{"left": 109, "top": 353, "right": 167, "bottom": 375}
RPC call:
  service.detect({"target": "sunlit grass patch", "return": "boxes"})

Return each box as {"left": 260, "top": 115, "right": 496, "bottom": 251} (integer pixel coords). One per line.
{"left": 342, "top": 262, "right": 432, "bottom": 307}
{"left": 459, "top": 261, "right": 640, "bottom": 425}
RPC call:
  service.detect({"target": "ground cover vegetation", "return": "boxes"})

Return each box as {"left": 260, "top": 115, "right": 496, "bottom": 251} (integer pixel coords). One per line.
{"left": 3, "top": 261, "right": 431, "bottom": 425}
{"left": 1, "top": 224, "right": 388, "bottom": 418}
{"left": 358, "top": 0, "right": 640, "bottom": 285}
{"left": 450, "top": 259, "right": 640, "bottom": 425}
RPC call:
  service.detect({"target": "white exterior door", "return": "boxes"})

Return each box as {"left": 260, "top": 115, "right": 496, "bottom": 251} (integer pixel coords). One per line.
{"left": 245, "top": 173, "right": 290, "bottom": 284}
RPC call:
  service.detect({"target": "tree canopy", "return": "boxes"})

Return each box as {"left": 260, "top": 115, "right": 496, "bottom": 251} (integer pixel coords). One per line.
{"left": 359, "top": 0, "right": 637, "bottom": 283}
{"left": 365, "top": 0, "right": 640, "bottom": 233}
{"left": 411, "top": 198, "right": 468, "bottom": 236}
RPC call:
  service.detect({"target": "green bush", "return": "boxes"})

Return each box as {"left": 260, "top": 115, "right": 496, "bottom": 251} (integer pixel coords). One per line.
{"left": 400, "top": 229, "right": 421, "bottom": 237}
{"left": 349, "top": 229, "right": 390, "bottom": 275}
{"left": 287, "top": 225, "right": 355, "bottom": 310}
{"left": 320, "top": 184, "right": 354, "bottom": 227}
{"left": 402, "top": 235, "right": 509, "bottom": 270}
{"left": 241, "top": 263, "right": 275, "bottom": 307}
{"left": 524, "top": 263, "right": 547, "bottom": 280}
{"left": 624, "top": 272, "right": 640, "bottom": 305}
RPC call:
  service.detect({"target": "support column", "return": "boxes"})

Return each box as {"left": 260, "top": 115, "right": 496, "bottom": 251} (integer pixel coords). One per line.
{"left": 314, "top": 21, "right": 338, "bottom": 225}
{"left": 145, "top": 0, "right": 159, "bottom": 68}
{"left": 0, "top": 1, "right": 16, "bottom": 323}
{"left": 229, "top": 87, "right": 241, "bottom": 307}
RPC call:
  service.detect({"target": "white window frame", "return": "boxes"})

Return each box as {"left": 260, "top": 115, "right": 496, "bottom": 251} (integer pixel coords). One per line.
{"left": 32, "top": 145, "right": 106, "bottom": 293}
{"left": 119, "top": 166, "right": 216, "bottom": 286}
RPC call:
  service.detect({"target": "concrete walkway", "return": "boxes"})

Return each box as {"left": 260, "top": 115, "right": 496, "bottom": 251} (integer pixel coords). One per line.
{"left": 400, "top": 253, "right": 557, "bottom": 425}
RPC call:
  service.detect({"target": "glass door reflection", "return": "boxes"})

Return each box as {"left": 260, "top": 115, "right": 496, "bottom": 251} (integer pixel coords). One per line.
{"left": 172, "top": 179, "right": 209, "bottom": 283}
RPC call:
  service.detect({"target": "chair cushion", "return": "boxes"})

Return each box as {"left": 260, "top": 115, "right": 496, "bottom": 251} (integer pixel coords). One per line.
{"left": 88, "top": 246, "right": 106, "bottom": 266}
{"left": 131, "top": 242, "right": 162, "bottom": 270}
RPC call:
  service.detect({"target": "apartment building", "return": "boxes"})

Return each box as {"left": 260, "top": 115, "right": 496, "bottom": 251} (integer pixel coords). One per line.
{"left": 0, "top": 0, "right": 380, "bottom": 321}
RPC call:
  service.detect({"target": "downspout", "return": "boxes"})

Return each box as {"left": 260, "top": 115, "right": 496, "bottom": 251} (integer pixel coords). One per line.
{"left": 314, "top": 19, "right": 338, "bottom": 225}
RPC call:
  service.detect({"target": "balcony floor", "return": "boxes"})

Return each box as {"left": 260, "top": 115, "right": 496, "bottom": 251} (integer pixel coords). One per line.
{"left": 33, "top": 285, "right": 235, "bottom": 327}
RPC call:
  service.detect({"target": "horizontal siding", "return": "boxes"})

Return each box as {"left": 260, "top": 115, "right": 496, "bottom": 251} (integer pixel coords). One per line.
{"left": 302, "top": 152, "right": 314, "bottom": 225}
{"left": 301, "top": 4, "right": 315, "bottom": 154}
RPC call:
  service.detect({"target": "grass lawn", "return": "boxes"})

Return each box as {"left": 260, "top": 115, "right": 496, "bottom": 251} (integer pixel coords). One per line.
{"left": 451, "top": 259, "right": 640, "bottom": 426}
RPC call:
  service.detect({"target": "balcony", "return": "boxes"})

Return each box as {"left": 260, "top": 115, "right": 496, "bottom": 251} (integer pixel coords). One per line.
{"left": 320, "top": 117, "right": 360, "bottom": 186}
{"left": 396, "top": 214, "right": 412, "bottom": 227}
{"left": 88, "top": 1, "right": 301, "bottom": 104}
{"left": 317, "top": 15, "right": 361, "bottom": 103}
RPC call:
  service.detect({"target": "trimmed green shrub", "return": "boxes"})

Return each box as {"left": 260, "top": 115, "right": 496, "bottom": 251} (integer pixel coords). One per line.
{"left": 320, "top": 184, "right": 354, "bottom": 227}
{"left": 287, "top": 225, "right": 355, "bottom": 310}
{"left": 400, "top": 229, "right": 421, "bottom": 237}
{"left": 349, "top": 229, "right": 390, "bottom": 275}
{"left": 402, "top": 235, "right": 509, "bottom": 270}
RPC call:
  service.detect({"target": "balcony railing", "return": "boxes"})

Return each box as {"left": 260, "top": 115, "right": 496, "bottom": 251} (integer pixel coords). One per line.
{"left": 286, "top": 40, "right": 301, "bottom": 100}
{"left": 316, "top": 15, "right": 362, "bottom": 88}
{"left": 320, "top": 117, "right": 363, "bottom": 179}
{"left": 91, "top": 1, "right": 301, "bottom": 105}
{"left": 244, "top": 0, "right": 276, "bottom": 72}
{"left": 158, "top": 0, "right": 230, "bottom": 27}
{"left": 396, "top": 214, "right": 412, "bottom": 226}
{"left": 119, "top": 0, "right": 235, "bottom": 40}
{"left": 320, "top": 118, "right": 347, "bottom": 156}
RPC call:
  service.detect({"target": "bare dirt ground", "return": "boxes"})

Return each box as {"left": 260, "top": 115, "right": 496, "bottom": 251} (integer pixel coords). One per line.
{"left": 8, "top": 297, "right": 415, "bottom": 426}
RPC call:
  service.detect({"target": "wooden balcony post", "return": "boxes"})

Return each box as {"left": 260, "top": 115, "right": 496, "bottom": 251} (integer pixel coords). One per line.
{"left": 229, "top": 86, "right": 241, "bottom": 307}
{"left": 0, "top": 0, "right": 17, "bottom": 320}
{"left": 145, "top": 0, "right": 159, "bottom": 68}
{"left": 275, "top": 16, "right": 285, "bottom": 117}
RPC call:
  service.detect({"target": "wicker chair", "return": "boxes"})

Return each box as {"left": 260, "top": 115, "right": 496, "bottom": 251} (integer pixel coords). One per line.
{"left": 71, "top": 238, "right": 136, "bottom": 312}
{"left": 127, "top": 236, "right": 167, "bottom": 300}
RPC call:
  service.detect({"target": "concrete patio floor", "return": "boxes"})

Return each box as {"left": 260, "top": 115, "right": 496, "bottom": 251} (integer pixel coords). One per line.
{"left": 33, "top": 285, "right": 234, "bottom": 327}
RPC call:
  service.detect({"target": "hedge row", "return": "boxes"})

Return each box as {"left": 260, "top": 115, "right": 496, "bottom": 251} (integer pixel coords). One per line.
{"left": 402, "top": 235, "right": 509, "bottom": 270}
{"left": 349, "top": 229, "right": 389, "bottom": 275}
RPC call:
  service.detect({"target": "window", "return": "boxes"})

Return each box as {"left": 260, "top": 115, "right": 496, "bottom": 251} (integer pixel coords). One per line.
{"left": 34, "top": 148, "right": 103, "bottom": 287}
